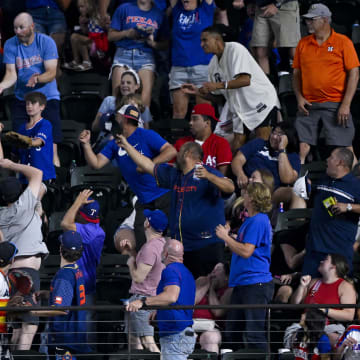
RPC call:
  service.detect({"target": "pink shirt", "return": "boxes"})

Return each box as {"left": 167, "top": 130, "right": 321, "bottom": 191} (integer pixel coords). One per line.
{"left": 130, "top": 236, "right": 166, "bottom": 296}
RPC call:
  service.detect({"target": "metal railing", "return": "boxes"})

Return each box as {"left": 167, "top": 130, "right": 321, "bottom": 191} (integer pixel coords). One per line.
{"left": 2, "top": 302, "right": 359, "bottom": 359}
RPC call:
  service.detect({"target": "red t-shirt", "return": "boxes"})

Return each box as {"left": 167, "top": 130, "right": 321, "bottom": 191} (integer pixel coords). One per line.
{"left": 172, "top": 134, "right": 232, "bottom": 169}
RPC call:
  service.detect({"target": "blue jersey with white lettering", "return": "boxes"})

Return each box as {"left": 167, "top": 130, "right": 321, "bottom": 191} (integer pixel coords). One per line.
{"left": 48, "top": 264, "right": 91, "bottom": 353}
{"left": 154, "top": 164, "right": 225, "bottom": 251}
{"left": 171, "top": 0, "right": 214, "bottom": 66}
{"left": 18, "top": 118, "right": 55, "bottom": 182}
{"left": 110, "top": 2, "right": 168, "bottom": 53}
{"left": 100, "top": 127, "right": 169, "bottom": 204}
{"left": 3, "top": 33, "right": 60, "bottom": 100}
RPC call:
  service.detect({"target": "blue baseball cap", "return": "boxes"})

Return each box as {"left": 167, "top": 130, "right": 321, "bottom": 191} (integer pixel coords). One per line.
{"left": 79, "top": 199, "right": 100, "bottom": 223}
{"left": 143, "top": 209, "right": 168, "bottom": 233}
{"left": 59, "top": 231, "right": 83, "bottom": 251}
{"left": 0, "top": 242, "right": 18, "bottom": 267}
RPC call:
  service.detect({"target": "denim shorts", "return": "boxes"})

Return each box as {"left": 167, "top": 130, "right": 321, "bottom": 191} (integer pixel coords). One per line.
{"left": 169, "top": 65, "right": 208, "bottom": 90}
{"left": 124, "top": 294, "right": 155, "bottom": 337}
{"left": 112, "top": 47, "right": 155, "bottom": 73}
{"left": 159, "top": 327, "right": 196, "bottom": 360}
{"left": 28, "top": 7, "right": 67, "bottom": 35}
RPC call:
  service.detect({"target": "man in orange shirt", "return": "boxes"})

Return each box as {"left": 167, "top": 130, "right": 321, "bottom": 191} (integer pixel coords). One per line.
{"left": 293, "top": 3, "right": 359, "bottom": 164}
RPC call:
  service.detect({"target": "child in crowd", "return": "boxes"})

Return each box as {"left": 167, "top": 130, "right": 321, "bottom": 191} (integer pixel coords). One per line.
{"left": 16, "top": 91, "right": 56, "bottom": 184}
{"left": 63, "top": 0, "right": 109, "bottom": 71}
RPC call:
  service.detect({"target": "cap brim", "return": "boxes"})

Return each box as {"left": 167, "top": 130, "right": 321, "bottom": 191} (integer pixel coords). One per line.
{"left": 124, "top": 115, "right": 140, "bottom": 122}
{"left": 143, "top": 209, "right": 151, "bottom": 218}
{"left": 302, "top": 13, "right": 317, "bottom": 18}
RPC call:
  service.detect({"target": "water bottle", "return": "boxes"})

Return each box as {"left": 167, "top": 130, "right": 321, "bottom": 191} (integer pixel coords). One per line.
{"left": 352, "top": 20, "right": 360, "bottom": 44}
{"left": 69, "top": 160, "right": 77, "bottom": 176}
{"left": 279, "top": 202, "right": 284, "bottom": 213}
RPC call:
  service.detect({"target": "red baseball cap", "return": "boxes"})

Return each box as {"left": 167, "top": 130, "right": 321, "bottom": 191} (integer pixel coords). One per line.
{"left": 191, "top": 103, "right": 219, "bottom": 122}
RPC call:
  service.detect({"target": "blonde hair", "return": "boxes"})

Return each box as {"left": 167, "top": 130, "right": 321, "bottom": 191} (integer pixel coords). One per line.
{"left": 117, "top": 94, "right": 145, "bottom": 113}
{"left": 257, "top": 169, "right": 275, "bottom": 194}
{"left": 246, "top": 182, "right": 272, "bottom": 213}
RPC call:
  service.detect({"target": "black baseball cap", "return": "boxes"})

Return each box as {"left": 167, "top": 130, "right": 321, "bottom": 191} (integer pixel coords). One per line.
{"left": 0, "top": 242, "right": 18, "bottom": 267}
{"left": 0, "top": 177, "right": 23, "bottom": 206}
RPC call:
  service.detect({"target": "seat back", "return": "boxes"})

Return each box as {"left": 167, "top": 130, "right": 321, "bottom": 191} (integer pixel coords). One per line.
{"left": 275, "top": 208, "right": 313, "bottom": 233}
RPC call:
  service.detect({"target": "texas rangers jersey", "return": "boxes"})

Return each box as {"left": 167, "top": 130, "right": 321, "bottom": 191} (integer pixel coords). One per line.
{"left": 337, "top": 325, "right": 360, "bottom": 360}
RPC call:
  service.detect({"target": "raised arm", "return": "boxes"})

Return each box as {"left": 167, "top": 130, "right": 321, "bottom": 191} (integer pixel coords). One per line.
{"left": 0, "top": 64, "right": 18, "bottom": 95}
{"left": 195, "top": 166, "right": 234, "bottom": 193}
{"left": 290, "top": 275, "right": 312, "bottom": 304}
{"left": 152, "top": 142, "right": 177, "bottom": 165}
{"left": 116, "top": 134, "right": 155, "bottom": 175}
{"left": 79, "top": 130, "right": 110, "bottom": 169}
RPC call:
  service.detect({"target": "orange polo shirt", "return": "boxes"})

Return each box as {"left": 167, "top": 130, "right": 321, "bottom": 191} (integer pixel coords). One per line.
{"left": 293, "top": 30, "right": 360, "bottom": 103}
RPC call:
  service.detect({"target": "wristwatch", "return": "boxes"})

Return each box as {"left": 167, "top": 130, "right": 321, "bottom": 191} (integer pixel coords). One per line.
{"left": 346, "top": 203, "right": 353, "bottom": 212}
{"left": 278, "top": 149, "right": 286, "bottom": 154}
{"left": 140, "top": 296, "right": 147, "bottom": 306}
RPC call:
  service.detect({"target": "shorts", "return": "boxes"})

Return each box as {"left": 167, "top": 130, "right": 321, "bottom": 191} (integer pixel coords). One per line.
{"left": 169, "top": 65, "right": 208, "bottom": 91}
{"left": 112, "top": 48, "right": 155, "bottom": 74}
{"left": 11, "top": 98, "right": 63, "bottom": 144}
{"left": 9, "top": 267, "right": 40, "bottom": 326}
{"left": 28, "top": 7, "right": 67, "bottom": 35}
{"left": 295, "top": 102, "right": 355, "bottom": 146}
{"left": 233, "top": 105, "right": 277, "bottom": 135}
{"left": 124, "top": 294, "right": 155, "bottom": 337}
{"left": 160, "top": 327, "right": 196, "bottom": 360}
{"left": 250, "top": 1, "right": 300, "bottom": 48}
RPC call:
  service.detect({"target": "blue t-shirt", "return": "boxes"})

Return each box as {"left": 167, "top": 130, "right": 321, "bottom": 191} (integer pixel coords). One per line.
{"left": 171, "top": 0, "right": 214, "bottom": 67}
{"left": 156, "top": 262, "right": 195, "bottom": 337}
{"left": 76, "top": 222, "right": 105, "bottom": 295}
{"left": 154, "top": 164, "right": 226, "bottom": 251}
{"left": 18, "top": 118, "right": 56, "bottom": 182}
{"left": 26, "top": 0, "right": 60, "bottom": 9}
{"left": 110, "top": 2, "right": 168, "bottom": 53}
{"left": 309, "top": 173, "right": 360, "bottom": 263}
{"left": 100, "top": 127, "right": 169, "bottom": 204}
{"left": 240, "top": 138, "right": 301, "bottom": 189}
{"left": 229, "top": 213, "right": 273, "bottom": 287}
{"left": 48, "top": 264, "right": 91, "bottom": 353}
{"left": 3, "top": 33, "right": 60, "bottom": 101}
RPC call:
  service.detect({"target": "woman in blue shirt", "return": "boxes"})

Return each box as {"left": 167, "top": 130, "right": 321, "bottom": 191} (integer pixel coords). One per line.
{"left": 216, "top": 182, "right": 274, "bottom": 351}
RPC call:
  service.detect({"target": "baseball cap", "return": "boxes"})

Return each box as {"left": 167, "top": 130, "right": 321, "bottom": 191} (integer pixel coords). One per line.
{"left": 293, "top": 171, "right": 311, "bottom": 200}
{"left": 0, "top": 242, "right": 18, "bottom": 267}
{"left": 192, "top": 103, "right": 219, "bottom": 122}
{"left": 0, "top": 177, "right": 23, "bottom": 205}
{"left": 59, "top": 231, "right": 83, "bottom": 251}
{"left": 117, "top": 104, "right": 141, "bottom": 122}
{"left": 144, "top": 209, "right": 168, "bottom": 233}
{"left": 79, "top": 199, "right": 100, "bottom": 223}
{"left": 302, "top": 3, "right": 332, "bottom": 19}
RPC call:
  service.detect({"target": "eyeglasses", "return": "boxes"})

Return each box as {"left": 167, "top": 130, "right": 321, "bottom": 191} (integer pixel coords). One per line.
{"left": 304, "top": 16, "right": 322, "bottom": 22}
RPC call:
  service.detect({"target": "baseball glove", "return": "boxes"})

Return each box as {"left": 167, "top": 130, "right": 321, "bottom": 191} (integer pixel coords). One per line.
{"left": 9, "top": 269, "right": 34, "bottom": 296}
{"left": 3, "top": 131, "right": 32, "bottom": 149}
{"left": 7, "top": 295, "right": 32, "bottom": 308}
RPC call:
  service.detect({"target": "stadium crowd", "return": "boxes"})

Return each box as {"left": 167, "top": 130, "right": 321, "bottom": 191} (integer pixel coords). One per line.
{"left": 0, "top": 0, "right": 360, "bottom": 359}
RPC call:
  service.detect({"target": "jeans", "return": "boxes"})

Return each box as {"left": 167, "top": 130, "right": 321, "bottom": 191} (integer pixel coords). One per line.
{"left": 225, "top": 280, "right": 274, "bottom": 351}
{"left": 159, "top": 327, "right": 196, "bottom": 360}
{"left": 28, "top": 7, "right": 67, "bottom": 35}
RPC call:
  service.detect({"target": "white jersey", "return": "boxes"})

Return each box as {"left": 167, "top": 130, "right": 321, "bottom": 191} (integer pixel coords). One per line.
{"left": 208, "top": 42, "right": 280, "bottom": 131}
{"left": 337, "top": 325, "right": 360, "bottom": 360}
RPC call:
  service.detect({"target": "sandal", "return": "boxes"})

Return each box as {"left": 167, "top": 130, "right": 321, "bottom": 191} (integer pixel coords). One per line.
{"left": 75, "top": 61, "right": 93, "bottom": 72}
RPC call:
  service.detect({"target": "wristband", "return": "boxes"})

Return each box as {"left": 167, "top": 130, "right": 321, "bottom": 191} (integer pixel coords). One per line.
{"left": 224, "top": 81, "right": 228, "bottom": 90}
{"left": 278, "top": 149, "right": 286, "bottom": 154}
{"left": 141, "top": 296, "right": 147, "bottom": 306}
{"left": 324, "top": 308, "right": 329, "bottom": 316}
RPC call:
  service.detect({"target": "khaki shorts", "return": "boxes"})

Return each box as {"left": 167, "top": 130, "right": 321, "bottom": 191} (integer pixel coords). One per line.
{"left": 250, "top": 1, "right": 300, "bottom": 48}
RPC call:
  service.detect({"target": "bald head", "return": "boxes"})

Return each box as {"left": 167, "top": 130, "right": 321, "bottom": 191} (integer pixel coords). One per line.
{"left": 164, "top": 239, "right": 184, "bottom": 264}
{"left": 14, "top": 12, "right": 34, "bottom": 27}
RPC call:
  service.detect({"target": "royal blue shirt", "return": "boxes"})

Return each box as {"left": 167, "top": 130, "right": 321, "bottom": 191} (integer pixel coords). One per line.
{"left": 156, "top": 262, "right": 195, "bottom": 337}
{"left": 309, "top": 173, "right": 360, "bottom": 263}
{"left": 48, "top": 264, "right": 91, "bottom": 353}
{"left": 110, "top": 2, "right": 168, "bottom": 53}
{"left": 171, "top": 0, "right": 214, "bottom": 67}
{"left": 26, "top": 0, "right": 60, "bottom": 9}
{"left": 154, "top": 164, "right": 225, "bottom": 251}
{"left": 100, "top": 128, "right": 169, "bottom": 204}
{"left": 3, "top": 33, "right": 60, "bottom": 100}
{"left": 76, "top": 222, "right": 105, "bottom": 295}
{"left": 18, "top": 118, "right": 56, "bottom": 183}
{"left": 240, "top": 138, "right": 301, "bottom": 189}
{"left": 229, "top": 213, "right": 273, "bottom": 287}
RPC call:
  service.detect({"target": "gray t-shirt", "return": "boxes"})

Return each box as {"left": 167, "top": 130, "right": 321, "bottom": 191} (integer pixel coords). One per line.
{"left": 0, "top": 187, "right": 48, "bottom": 257}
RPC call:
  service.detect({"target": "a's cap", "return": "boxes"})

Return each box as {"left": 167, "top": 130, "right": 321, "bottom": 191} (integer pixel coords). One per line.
{"left": 0, "top": 242, "right": 18, "bottom": 267}
{"left": 191, "top": 103, "right": 219, "bottom": 122}
{"left": 0, "top": 177, "right": 23, "bottom": 205}
{"left": 79, "top": 199, "right": 100, "bottom": 223}
{"left": 293, "top": 171, "right": 310, "bottom": 200}
{"left": 118, "top": 104, "right": 141, "bottom": 122}
{"left": 59, "top": 231, "right": 83, "bottom": 251}
{"left": 302, "top": 3, "right": 332, "bottom": 18}
{"left": 144, "top": 209, "right": 168, "bottom": 233}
